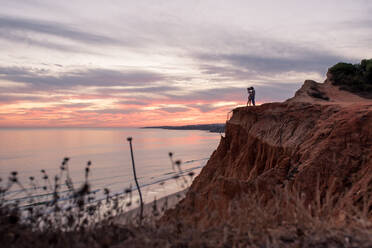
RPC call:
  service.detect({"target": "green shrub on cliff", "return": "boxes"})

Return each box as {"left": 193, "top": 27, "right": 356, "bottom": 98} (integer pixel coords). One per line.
{"left": 329, "top": 59, "right": 372, "bottom": 95}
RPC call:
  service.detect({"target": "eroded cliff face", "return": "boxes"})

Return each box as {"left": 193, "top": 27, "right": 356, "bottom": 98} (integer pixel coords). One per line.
{"left": 164, "top": 79, "right": 372, "bottom": 227}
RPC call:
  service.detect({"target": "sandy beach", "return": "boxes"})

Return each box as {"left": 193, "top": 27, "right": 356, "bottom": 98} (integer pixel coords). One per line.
{"left": 115, "top": 188, "right": 188, "bottom": 224}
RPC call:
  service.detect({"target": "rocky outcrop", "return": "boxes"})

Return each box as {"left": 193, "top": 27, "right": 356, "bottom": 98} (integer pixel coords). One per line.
{"left": 164, "top": 78, "right": 372, "bottom": 228}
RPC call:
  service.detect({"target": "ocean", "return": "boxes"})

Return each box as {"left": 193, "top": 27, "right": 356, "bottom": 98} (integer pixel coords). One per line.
{"left": 0, "top": 127, "right": 220, "bottom": 208}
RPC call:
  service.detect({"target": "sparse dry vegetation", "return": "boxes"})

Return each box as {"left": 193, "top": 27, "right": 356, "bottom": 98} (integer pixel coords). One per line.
{"left": 1, "top": 152, "right": 371, "bottom": 247}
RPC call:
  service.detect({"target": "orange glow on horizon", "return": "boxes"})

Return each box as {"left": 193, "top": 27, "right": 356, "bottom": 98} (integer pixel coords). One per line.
{"left": 0, "top": 99, "right": 261, "bottom": 128}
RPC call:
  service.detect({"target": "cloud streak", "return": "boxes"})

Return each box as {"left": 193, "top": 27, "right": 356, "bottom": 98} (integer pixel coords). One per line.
{"left": 0, "top": 16, "right": 119, "bottom": 45}
{"left": 0, "top": 66, "right": 167, "bottom": 90}
{"left": 196, "top": 46, "right": 346, "bottom": 79}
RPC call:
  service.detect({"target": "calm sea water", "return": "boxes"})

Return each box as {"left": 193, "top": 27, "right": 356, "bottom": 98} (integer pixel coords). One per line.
{"left": 0, "top": 128, "right": 220, "bottom": 206}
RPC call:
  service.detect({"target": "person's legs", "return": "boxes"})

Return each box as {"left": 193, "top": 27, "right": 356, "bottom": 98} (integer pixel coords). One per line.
{"left": 252, "top": 97, "right": 255, "bottom": 106}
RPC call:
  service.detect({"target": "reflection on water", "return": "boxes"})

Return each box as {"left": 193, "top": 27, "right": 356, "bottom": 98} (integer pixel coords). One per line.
{"left": 0, "top": 127, "right": 220, "bottom": 204}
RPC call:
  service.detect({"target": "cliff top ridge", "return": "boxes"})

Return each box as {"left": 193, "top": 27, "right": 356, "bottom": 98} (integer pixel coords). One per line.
{"left": 286, "top": 75, "right": 372, "bottom": 106}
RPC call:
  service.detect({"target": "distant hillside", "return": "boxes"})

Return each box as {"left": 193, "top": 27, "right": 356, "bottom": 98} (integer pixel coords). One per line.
{"left": 143, "top": 124, "right": 225, "bottom": 133}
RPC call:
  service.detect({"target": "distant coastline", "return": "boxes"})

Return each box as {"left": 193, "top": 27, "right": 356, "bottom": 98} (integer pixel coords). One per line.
{"left": 142, "top": 123, "right": 225, "bottom": 133}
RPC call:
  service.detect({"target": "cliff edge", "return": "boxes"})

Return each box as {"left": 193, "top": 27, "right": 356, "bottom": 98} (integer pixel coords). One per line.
{"left": 164, "top": 75, "right": 372, "bottom": 228}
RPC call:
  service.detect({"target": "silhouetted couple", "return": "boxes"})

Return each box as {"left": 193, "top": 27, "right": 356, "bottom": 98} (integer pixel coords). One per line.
{"left": 247, "top": 87, "right": 255, "bottom": 106}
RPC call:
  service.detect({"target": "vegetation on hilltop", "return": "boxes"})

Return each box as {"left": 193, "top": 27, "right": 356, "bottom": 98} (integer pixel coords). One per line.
{"left": 329, "top": 59, "right": 372, "bottom": 97}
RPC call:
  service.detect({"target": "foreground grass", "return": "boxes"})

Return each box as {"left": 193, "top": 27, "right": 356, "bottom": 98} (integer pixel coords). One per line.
{"left": 1, "top": 201, "right": 371, "bottom": 248}
{"left": 1, "top": 157, "right": 371, "bottom": 247}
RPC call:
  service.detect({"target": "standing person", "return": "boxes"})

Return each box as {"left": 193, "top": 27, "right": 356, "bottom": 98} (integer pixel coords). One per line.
{"left": 251, "top": 87, "right": 256, "bottom": 106}
{"left": 247, "top": 87, "right": 252, "bottom": 106}
{"left": 246, "top": 87, "right": 256, "bottom": 106}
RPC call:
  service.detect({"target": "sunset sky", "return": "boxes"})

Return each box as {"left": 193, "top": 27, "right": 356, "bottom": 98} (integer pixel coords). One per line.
{"left": 0, "top": 0, "right": 371, "bottom": 127}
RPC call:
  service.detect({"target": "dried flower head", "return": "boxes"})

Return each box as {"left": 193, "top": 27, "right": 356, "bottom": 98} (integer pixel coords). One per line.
{"left": 125, "top": 188, "right": 132, "bottom": 194}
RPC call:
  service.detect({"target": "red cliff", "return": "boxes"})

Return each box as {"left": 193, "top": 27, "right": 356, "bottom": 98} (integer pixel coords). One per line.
{"left": 164, "top": 77, "right": 372, "bottom": 228}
